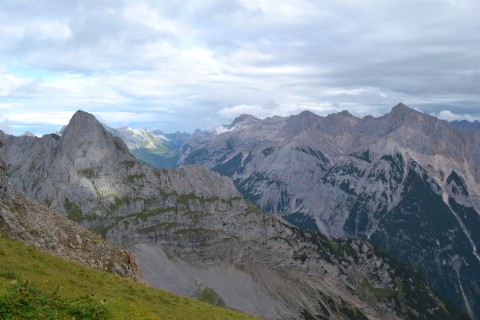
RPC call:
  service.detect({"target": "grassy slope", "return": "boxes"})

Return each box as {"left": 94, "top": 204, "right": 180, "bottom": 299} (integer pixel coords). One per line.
{"left": 0, "top": 235, "right": 260, "bottom": 320}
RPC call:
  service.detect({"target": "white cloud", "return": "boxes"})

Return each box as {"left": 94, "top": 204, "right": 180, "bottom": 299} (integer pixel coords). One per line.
{"left": 0, "top": 73, "right": 35, "bottom": 96}
{"left": 95, "top": 111, "right": 159, "bottom": 128}
{"left": 433, "top": 110, "right": 479, "bottom": 122}
{"left": 218, "top": 104, "right": 272, "bottom": 120}
{"left": 7, "top": 111, "right": 75, "bottom": 126}
{"left": 217, "top": 101, "right": 348, "bottom": 123}
{"left": 0, "top": 116, "right": 11, "bottom": 133}
{"left": 0, "top": 0, "right": 480, "bottom": 134}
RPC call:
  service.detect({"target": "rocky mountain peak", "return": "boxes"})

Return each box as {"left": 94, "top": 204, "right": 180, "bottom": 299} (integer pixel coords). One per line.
{"left": 60, "top": 110, "right": 131, "bottom": 168}
{"left": 22, "top": 131, "right": 36, "bottom": 137}
{"left": 230, "top": 114, "right": 260, "bottom": 128}
{"left": 297, "top": 110, "right": 317, "bottom": 118}
{"left": 381, "top": 103, "right": 443, "bottom": 139}
{"left": 62, "top": 110, "right": 106, "bottom": 139}
{"left": 339, "top": 110, "right": 354, "bottom": 117}
{"left": 391, "top": 102, "right": 411, "bottom": 112}
{"left": 387, "top": 102, "right": 423, "bottom": 120}
{"left": 284, "top": 110, "right": 321, "bottom": 135}
{"left": 325, "top": 109, "right": 359, "bottom": 127}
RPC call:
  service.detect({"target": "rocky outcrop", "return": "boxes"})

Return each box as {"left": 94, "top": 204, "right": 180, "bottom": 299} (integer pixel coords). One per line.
{"left": 0, "top": 110, "right": 468, "bottom": 319}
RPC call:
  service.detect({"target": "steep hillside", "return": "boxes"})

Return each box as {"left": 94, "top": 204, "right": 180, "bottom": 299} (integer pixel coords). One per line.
{"left": 0, "top": 110, "right": 467, "bottom": 319}
{"left": 177, "top": 103, "right": 480, "bottom": 319}
{"left": 0, "top": 236, "right": 259, "bottom": 320}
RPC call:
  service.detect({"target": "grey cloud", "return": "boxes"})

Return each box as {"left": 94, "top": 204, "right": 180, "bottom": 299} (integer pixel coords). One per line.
{"left": 1, "top": 0, "right": 479, "bottom": 134}
{"left": 0, "top": 117, "right": 11, "bottom": 133}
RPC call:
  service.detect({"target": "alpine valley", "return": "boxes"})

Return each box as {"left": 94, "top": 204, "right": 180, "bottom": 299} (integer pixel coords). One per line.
{"left": 0, "top": 105, "right": 475, "bottom": 319}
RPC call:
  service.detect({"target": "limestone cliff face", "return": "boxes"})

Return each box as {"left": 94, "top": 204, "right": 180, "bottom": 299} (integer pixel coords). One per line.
{"left": 0, "top": 140, "right": 11, "bottom": 205}
{"left": 0, "top": 138, "right": 142, "bottom": 281}
{"left": 0, "top": 110, "right": 468, "bottom": 319}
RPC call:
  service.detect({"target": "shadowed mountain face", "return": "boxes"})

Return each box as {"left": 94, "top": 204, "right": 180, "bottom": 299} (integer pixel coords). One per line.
{"left": 0, "top": 110, "right": 468, "bottom": 320}
{"left": 177, "top": 103, "right": 480, "bottom": 319}
{"left": 450, "top": 120, "right": 480, "bottom": 130}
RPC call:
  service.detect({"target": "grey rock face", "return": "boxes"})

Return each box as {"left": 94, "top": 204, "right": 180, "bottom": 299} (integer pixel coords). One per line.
{"left": 0, "top": 139, "right": 141, "bottom": 281}
{"left": 178, "top": 103, "right": 480, "bottom": 319}
{"left": 0, "top": 110, "right": 467, "bottom": 319}
{"left": 0, "top": 140, "right": 11, "bottom": 205}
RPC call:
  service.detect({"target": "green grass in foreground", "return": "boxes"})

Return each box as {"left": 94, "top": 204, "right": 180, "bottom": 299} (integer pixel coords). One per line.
{"left": 0, "top": 235, "right": 260, "bottom": 320}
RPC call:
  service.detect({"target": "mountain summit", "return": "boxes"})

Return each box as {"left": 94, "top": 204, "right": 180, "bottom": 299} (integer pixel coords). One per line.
{"left": 62, "top": 110, "right": 131, "bottom": 167}
{"left": 390, "top": 102, "right": 413, "bottom": 113}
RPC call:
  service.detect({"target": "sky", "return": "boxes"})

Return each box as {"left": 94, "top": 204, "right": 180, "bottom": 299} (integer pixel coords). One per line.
{"left": 0, "top": 0, "right": 479, "bottom": 136}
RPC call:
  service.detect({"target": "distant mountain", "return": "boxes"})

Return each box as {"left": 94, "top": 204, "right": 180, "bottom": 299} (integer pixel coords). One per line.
{"left": 22, "top": 131, "right": 36, "bottom": 137}
{"left": 0, "top": 110, "right": 466, "bottom": 320}
{"left": 450, "top": 119, "right": 480, "bottom": 130}
{"left": 105, "top": 125, "right": 192, "bottom": 168}
{"left": 178, "top": 103, "right": 480, "bottom": 319}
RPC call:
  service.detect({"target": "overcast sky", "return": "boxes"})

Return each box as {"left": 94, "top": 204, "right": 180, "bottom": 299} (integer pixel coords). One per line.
{"left": 1, "top": 0, "right": 479, "bottom": 135}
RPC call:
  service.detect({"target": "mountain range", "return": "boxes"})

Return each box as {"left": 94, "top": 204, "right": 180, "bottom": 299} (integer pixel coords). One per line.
{"left": 0, "top": 109, "right": 469, "bottom": 319}
{"left": 174, "top": 103, "right": 480, "bottom": 319}
{"left": 107, "top": 106, "right": 480, "bottom": 319}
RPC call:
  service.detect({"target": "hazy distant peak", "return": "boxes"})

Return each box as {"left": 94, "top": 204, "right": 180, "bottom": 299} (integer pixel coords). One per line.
{"left": 231, "top": 114, "right": 260, "bottom": 126}
{"left": 22, "top": 131, "right": 36, "bottom": 137}
{"left": 289, "top": 110, "right": 322, "bottom": 123}
{"left": 338, "top": 110, "right": 358, "bottom": 119}
{"left": 297, "top": 110, "right": 317, "bottom": 118}
{"left": 392, "top": 102, "right": 410, "bottom": 110}
{"left": 385, "top": 103, "right": 430, "bottom": 125}
{"left": 328, "top": 109, "right": 357, "bottom": 119}
{"left": 389, "top": 102, "right": 417, "bottom": 116}
{"left": 450, "top": 119, "right": 480, "bottom": 130}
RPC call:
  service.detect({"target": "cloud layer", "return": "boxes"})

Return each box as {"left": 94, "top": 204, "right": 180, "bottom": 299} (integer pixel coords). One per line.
{"left": 1, "top": 0, "right": 479, "bottom": 134}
